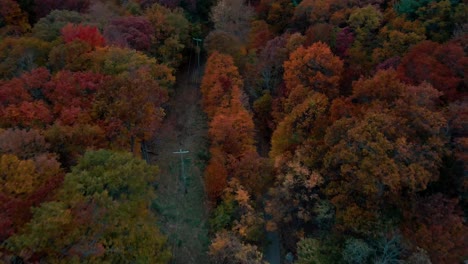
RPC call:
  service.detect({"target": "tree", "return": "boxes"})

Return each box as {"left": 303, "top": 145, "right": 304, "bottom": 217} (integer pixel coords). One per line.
{"left": 0, "top": 37, "right": 51, "bottom": 79}
{"left": 144, "top": 3, "right": 190, "bottom": 67}
{"left": 0, "top": 0, "right": 30, "bottom": 36}
{"left": 4, "top": 150, "right": 171, "bottom": 263}
{"left": 397, "top": 40, "right": 466, "bottom": 102}
{"left": 0, "top": 128, "right": 49, "bottom": 159}
{"left": 201, "top": 52, "right": 243, "bottom": 119}
{"left": 304, "top": 23, "right": 335, "bottom": 47}
{"left": 209, "top": 104, "right": 256, "bottom": 158}
{"left": 348, "top": 5, "right": 382, "bottom": 45}
{"left": 296, "top": 238, "right": 332, "bottom": 264}
{"left": 405, "top": 248, "right": 432, "bottom": 264}
{"left": 248, "top": 20, "right": 273, "bottom": 52}
{"left": 253, "top": 91, "right": 273, "bottom": 135}
{"left": 92, "top": 68, "right": 168, "bottom": 152}
{"left": 202, "top": 51, "right": 265, "bottom": 206}
{"left": 270, "top": 92, "right": 329, "bottom": 159}
{"left": 0, "top": 78, "right": 32, "bottom": 109}
{"left": 42, "top": 70, "right": 105, "bottom": 124}
{"left": 0, "top": 153, "right": 63, "bottom": 242}
{"left": 267, "top": 94, "right": 332, "bottom": 240}
{"left": 372, "top": 235, "right": 402, "bottom": 264}
{"left": 323, "top": 71, "right": 448, "bottom": 234}
{"left": 206, "top": 84, "right": 259, "bottom": 199}
{"left": 0, "top": 67, "right": 112, "bottom": 165}
{"left": 32, "top": 10, "right": 89, "bottom": 41}
{"left": 347, "top": 5, "right": 383, "bottom": 73}
{"left": 395, "top": 0, "right": 465, "bottom": 42}
{"left": 229, "top": 149, "right": 271, "bottom": 196}
{"left": 85, "top": 46, "right": 175, "bottom": 87}
{"left": 204, "top": 30, "right": 243, "bottom": 66}
{"left": 210, "top": 0, "right": 254, "bottom": 41}
{"left": 219, "top": 179, "right": 265, "bottom": 243}
{"left": 257, "top": 0, "right": 295, "bottom": 33}
{"left": 265, "top": 154, "right": 326, "bottom": 236}
{"left": 255, "top": 33, "right": 304, "bottom": 94}
{"left": 335, "top": 27, "right": 354, "bottom": 58}
{"left": 205, "top": 147, "right": 229, "bottom": 201}
{"left": 104, "top": 16, "right": 154, "bottom": 52}
{"left": 0, "top": 68, "right": 52, "bottom": 128}
{"left": 395, "top": 0, "right": 435, "bottom": 19}
{"left": 1, "top": 155, "right": 45, "bottom": 200}
{"left": 44, "top": 123, "right": 106, "bottom": 167}
{"left": 61, "top": 23, "right": 105, "bottom": 47}
{"left": 372, "top": 11, "right": 426, "bottom": 64}
{"left": 342, "top": 238, "right": 373, "bottom": 264}
{"left": 34, "top": 0, "right": 90, "bottom": 20}
{"left": 48, "top": 40, "right": 94, "bottom": 72}
{"left": 209, "top": 231, "right": 265, "bottom": 264}
{"left": 2, "top": 101, "right": 53, "bottom": 128}
{"left": 283, "top": 42, "right": 343, "bottom": 101}
{"left": 292, "top": 0, "right": 332, "bottom": 27}
{"left": 402, "top": 194, "right": 468, "bottom": 263}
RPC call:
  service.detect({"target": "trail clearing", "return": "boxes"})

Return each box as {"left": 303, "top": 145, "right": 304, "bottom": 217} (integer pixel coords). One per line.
{"left": 149, "top": 67, "right": 210, "bottom": 264}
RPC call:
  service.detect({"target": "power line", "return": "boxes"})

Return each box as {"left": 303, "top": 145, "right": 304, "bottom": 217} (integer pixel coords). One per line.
{"left": 173, "top": 149, "right": 190, "bottom": 193}
{"left": 170, "top": 148, "right": 189, "bottom": 264}
{"left": 193, "top": 38, "right": 202, "bottom": 82}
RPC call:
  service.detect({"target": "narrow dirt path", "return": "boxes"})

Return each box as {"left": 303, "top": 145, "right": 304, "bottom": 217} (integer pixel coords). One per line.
{"left": 149, "top": 67, "right": 209, "bottom": 264}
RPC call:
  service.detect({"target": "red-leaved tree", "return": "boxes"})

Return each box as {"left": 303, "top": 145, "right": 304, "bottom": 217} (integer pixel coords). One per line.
{"left": 61, "top": 23, "right": 105, "bottom": 47}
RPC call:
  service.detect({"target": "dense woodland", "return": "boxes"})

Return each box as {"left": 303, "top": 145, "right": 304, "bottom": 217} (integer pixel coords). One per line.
{"left": 0, "top": 0, "right": 467, "bottom": 263}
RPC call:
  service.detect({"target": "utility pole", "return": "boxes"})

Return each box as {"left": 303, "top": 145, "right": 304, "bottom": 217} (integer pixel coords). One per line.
{"left": 173, "top": 149, "right": 189, "bottom": 193}
{"left": 193, "top": 38, "right": 202, "bottom": 69}
{"left": 170, "top": 149, "right": 189, "bottom": 264}
{"left": 193, "top": 37, "right": 202, "bottom": 80}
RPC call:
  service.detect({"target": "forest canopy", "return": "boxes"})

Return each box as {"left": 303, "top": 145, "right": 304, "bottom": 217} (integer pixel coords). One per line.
{"left": 0, "top": 0, "right": 467, "bottom": 263}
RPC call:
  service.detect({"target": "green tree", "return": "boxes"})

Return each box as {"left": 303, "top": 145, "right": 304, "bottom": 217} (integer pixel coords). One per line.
{"left": 4, "top": 150, "right": 170, "bottom": 263}
{"left": 144, "top": 4, "right": 190, "bottom": 68}
{"left": 296, "top": 237, "right": 342, "bottom": 264}
{"left": 85, "top": 46, "right": 175, "bottom": 87}
{"left": 31, "top": 10, "right": 90, "bottom": 41}
{"left": 372, "top": 10, "right": 426, "bottom": 64}
{"left": 395, "top": 0, "right": 435, "bottom": 19}
{"left": 347, "top": 5, "right": 383, "bottom": 73}
{"left": 395, "top": 0, "right": 465, "bottom": 42}
{"left": 342, "top": 238, "right": 373, "bottom": 264}
{"left": 0, "top": 37, "right": 51, "bottom": 79}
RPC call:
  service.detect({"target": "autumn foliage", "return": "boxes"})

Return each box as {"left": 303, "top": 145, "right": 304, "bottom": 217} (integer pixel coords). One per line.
{"left": 202, "top": 0, "right": 467, "bottom": 260}
{"left": 402, "top": 194, "right": 468, "bottom": 263}
{"left": 61, "top": 23, "right": 105, "bottom": 47}
{"left": 0, "top": 7, "right": 176, "bottom": 257}
{"left": 201, "top": 52, "right": 244, "bottom": 119}
{"left": 202, "top": 52, "right": 267, "bottom": 201}
{"left": 104, "top": 16, "right": 154, "bottom": 51}
{"left": 1, "top": 0, "right": 467, "bottom": 262}
{"left": 397, "top": 40, "right": 467, "bottom": 101}
{"left": 283, "top": 42, "right": 343, "bottom": 97}
{"left": 0, "top": 129, "right": 63, "bottom": 242}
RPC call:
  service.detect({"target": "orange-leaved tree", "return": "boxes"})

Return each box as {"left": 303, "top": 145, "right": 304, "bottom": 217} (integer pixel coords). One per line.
{"left": 201, "top": 52, "right": 244, "bottom": 119}
{"left": 281, "top": 42, "right": 343, "bottom": 118}
{"left": 323, "top": 70, "right": 448, "bottom": 235}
